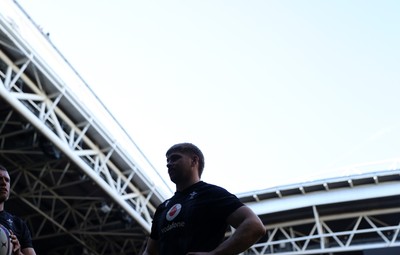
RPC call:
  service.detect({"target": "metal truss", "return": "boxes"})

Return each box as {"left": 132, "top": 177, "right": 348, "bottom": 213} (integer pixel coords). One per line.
{"left": 8, "top": 160, "right": 149, "bottom": 255}
{"left": 4, "top": 2, "right": 400, "bottom": 255}
{"left": 233, "top": 169, "right": 400, "bottom": 254}
{"left": 246, "top": 202, "right": 400, "bottom": 255}
{"left": 0, "top": 1, "right": 170, "bottom": 254}
{"left": 238, "top": 171, "right": 400, "bottom": 255}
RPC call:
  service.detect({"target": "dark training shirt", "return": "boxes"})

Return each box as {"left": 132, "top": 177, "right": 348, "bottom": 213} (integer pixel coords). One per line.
{"left": 150, "top": 181, "right": 244, "bottom": 255}
{"left": 0, "top": 210, "right": 34, "bottom": 249}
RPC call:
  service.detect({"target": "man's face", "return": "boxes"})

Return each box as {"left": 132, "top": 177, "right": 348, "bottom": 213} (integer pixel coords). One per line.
{"left": 166, "top": 152, "right": 194, "bottom": 184}
{"left": 0, "top": 170, "right": 10, "bottom": 203}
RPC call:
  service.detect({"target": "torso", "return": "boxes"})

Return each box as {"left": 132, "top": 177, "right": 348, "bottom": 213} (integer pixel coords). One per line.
{"left": 151, "top": 181, "right": 243, "bottom": 255}
{"left": 0, "top": 210, "right": 33, "bottom": 249}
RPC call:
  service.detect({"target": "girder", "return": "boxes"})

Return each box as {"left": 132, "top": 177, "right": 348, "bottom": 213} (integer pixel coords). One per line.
{"left": 238, "top": 170, "right": 400, "bottom": 255}
{"left": 0, "top": 1, "right": 171, "bottom": 254}
{"left": 246, "top": 206, "right": 400, "bottom": 255}
{"left": 2, "top": 1, "right": 400, "bottom": 255}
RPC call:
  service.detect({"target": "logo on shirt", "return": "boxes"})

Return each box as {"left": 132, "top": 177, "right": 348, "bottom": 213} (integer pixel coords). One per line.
{"left": 189, "top": 191, "right": 197, "bottom": 199}
{"left": 166, "top": 203, "right": 182, "bottom": 221}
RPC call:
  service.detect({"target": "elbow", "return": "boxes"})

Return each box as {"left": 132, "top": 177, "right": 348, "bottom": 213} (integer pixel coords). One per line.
{"left": 255, "top": 222, "right": 266, "bottom": 240}
{"left": 248, "top": 217, "right": 266, "bottom": 242}
{"left": 260, "top": 224, "right": 267, "bottom": 238}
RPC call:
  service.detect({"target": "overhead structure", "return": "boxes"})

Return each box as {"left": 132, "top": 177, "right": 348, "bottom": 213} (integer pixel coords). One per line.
{"left": 239, "top": 169, "right": 400, "bottom": 255}
{"left": 0, "top": 1, "right": 171, "bottom": 254}
{"left": 1, "top": 1, "right": 400, "bottom": 255}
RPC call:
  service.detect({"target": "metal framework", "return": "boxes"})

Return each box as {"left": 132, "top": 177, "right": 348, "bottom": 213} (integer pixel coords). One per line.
{"left": 247, "top": 206, "right": 400, "bottom": 255}
{"left": 1, "top": 1, "right": 400, "bottom": 255}
{"left": 0, "top": 0, "right": 171, "bottom": 254}
{"left": 239, "top": 170, "right": 400, "bottom": 255}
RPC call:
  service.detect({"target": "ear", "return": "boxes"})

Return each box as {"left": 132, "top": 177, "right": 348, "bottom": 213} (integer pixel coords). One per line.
{"left": 191, "top": 155, "right": 199, "bottom": 166}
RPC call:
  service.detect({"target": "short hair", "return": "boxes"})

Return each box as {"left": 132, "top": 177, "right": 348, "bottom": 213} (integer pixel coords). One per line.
{"left": 0, "top": 165, "right": 7, "bottom": 172}
{"left": 166, "top": 143, "right": 205, "bottom": 177}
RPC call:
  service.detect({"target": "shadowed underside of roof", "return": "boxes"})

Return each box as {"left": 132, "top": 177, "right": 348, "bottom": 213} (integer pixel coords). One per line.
{"left": 1, "top": 1, "right": 400, "bottom": 254}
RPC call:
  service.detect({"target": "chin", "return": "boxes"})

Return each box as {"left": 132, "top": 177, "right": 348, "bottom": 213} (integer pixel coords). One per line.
{"left": 169, "top": 175, "right": 179, "bottom": 184}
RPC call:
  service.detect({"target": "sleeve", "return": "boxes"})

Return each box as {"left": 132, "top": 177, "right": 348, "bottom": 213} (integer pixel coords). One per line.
{"left": 14, "top": 217, "right": 33, "bottom": 249}
{"left": 211, "top": 185, "right": 244, "bottom": 219}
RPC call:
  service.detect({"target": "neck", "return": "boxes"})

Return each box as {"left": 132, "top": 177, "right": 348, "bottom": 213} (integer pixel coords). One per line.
{"left": 176, "top": 178, "right": 200, "bottom": 192}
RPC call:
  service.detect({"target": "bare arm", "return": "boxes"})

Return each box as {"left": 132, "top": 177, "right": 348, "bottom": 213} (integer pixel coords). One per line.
{"left": 10, "top": 230, "right": 36, "bottom": 255}
{"left": 214, "top": 206, "right": 266, "bottom": 254}
{"left": 142, "top": 237, "right": 158, "bottom": 255}
{"left": 21, "top": 247, "right": 36, "bottom": 255}
{"left": 188, "top": 205, "right": 266, "bottom": 255}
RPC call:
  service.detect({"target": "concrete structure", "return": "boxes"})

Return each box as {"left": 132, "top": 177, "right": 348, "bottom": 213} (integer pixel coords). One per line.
{"left": 1, "top": 1, "right": 399, "bottom": 254}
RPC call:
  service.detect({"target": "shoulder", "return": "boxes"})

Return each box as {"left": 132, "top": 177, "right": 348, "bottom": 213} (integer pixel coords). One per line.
{"left": 0, "top": 211, "right": 26, "bottom": 230}
{"left": 195, "top": 182, "right": 241, "bottom": 205}
{"left": 198, "top": 182, "right": 233, "bottom": 195}
{"left": 0, "top": 210, "right": 12, "bottom": 217}
{"left": 0, "top": 210, "right": 21, "bottom": 223}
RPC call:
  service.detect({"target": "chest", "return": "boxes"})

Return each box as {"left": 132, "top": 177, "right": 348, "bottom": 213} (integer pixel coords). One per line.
{"left": 156, "top": 190, "right": 227, "bottom": 233}
{"left": 163, "top": 192, "right": 210, "bottom": 223}
{"left": 0, "top": 214, "right": 15, "bottom": 231}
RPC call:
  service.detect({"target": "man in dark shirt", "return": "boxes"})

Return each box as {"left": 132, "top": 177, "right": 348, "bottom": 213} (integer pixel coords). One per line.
{"left": 143, "top": 143, "right": 265, "bottom": 255}
{"left": 0, "top": 165, "right": 36, "bottom": 255}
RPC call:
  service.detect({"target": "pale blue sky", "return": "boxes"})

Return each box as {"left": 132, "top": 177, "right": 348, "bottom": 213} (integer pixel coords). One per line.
{"left": 17, "top": 0, "right": 400, "bottom": 193}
